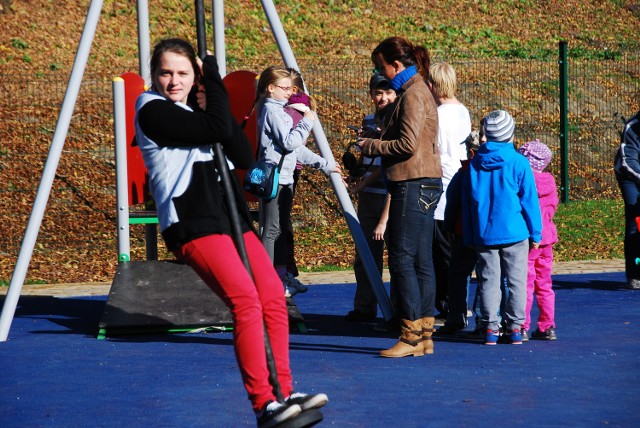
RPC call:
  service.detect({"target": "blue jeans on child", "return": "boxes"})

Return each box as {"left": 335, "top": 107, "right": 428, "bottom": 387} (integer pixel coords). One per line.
{"left": 386, "top": 178, "right": 442, "bottom": 321}
{"left": 476, "top": 239, "right": 529, "bottom": 332}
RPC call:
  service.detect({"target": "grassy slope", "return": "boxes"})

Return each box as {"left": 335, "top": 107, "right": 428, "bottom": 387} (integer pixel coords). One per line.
{"left": 1, "top": 0, "right": 638, "bottom": 75}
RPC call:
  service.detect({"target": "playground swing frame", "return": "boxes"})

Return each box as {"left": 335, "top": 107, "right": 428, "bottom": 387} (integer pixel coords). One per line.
{"left": 0, "top": 0, "right": 393, "bottom": 342}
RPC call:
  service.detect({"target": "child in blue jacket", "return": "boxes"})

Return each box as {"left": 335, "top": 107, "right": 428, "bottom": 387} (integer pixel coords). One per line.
{"left": 462, "top": 110, "right": 542, "bottom": 345}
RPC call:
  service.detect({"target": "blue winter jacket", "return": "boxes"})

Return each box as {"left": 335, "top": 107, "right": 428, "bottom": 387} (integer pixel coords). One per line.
{"left": 462, "top": 141, "right": 542, "bottom": 247}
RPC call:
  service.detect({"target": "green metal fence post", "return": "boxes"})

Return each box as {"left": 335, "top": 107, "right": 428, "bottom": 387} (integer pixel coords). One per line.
{"left": 559, "top": 40, "right": 569, "bottom": 202}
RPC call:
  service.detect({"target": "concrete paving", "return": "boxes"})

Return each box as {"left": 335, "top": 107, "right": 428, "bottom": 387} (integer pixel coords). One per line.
{"left": 0, "top": 259, "right": 625, "bottom": 297}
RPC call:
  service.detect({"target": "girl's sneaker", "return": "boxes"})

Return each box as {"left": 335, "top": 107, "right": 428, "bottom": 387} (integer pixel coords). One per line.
{"left": 532, "top": 327, "right": 557, "bottom": 340}
{"left": 521, "top": 328, "right": 529, "bottom": 342}
{"left": 256, "top": 401, "right": 301, "bottom": 428}
{"left": 285, "top": 392, "right": 329, "bottom": 411}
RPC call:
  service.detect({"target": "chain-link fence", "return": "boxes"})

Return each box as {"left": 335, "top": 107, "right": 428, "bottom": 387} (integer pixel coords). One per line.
{"left": 1, "top": 50, "right": 639, "bottom": 283}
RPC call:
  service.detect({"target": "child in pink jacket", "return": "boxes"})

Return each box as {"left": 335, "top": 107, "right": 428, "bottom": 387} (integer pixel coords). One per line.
{"left": 518, "top": 140, "right": 558, "bottom": 341}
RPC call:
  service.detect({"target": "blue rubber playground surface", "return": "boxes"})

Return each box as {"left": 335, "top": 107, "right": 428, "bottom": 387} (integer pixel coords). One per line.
{"left": 1, "top": 270, "right": 639, "bottom": 427}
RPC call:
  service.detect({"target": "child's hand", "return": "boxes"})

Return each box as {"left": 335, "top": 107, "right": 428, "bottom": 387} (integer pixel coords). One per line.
{"left": 347, "top": 178, "right": 363, "bottom": 195}
{"left": 530, "top": 241, "right": 540, "bottom": 250}
{"left": 373, "top": 222, "right": 387, "bottom": 241}
{"left": 303, "top": 110, "right": 316, "bottom": 121}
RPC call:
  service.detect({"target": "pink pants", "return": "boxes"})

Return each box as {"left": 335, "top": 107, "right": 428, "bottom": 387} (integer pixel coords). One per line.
{"left": 524, "top": 244, "right": 556, "bottom": 332}
{"left": 174, "top": 232, "right": 292, "bottom": 412}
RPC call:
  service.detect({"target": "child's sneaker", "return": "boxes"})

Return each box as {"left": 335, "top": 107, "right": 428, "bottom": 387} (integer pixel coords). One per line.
{"left": 281, "top": 276, "right": 297, "bottom": 297}
{"left": 521, "top": 328, "right": 529, "bottom": 342}
{"left": 436, "top": 322, "right": 466, "bottom": 335}
{"left": 285, "top": 392, "right": 329, "bottom": 411}
{"left": 532, "top": 327, "right": 557, "bottom": 340}
{"left": 256, "top": 401, "right": 301, "bottom": 428}
{"left": 485, "top": 329, "right": 500, "bottom": 345}
{"left": 284, "top": 272, "right": 308, "bottom": 294}
{"left": 506, "top": 329, "right": 523, "bottom": 345}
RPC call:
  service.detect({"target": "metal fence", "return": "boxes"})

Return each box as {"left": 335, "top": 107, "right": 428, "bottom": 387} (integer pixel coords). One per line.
{"left": 0, "top": 50, "right": 639, "bottom": 282}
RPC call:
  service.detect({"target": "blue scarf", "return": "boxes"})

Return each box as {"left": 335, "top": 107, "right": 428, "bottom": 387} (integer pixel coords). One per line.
{"left": 389, "top": 65, "right": 417, "bottom": 91}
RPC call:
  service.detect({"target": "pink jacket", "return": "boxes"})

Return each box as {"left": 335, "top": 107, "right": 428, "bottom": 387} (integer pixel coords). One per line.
{"left": 535, "top": 171, "right": 559, "bottom": 245}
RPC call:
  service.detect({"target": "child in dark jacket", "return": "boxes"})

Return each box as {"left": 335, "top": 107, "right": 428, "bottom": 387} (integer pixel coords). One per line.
{"left": 438, "top": 132, "right": 479, "bottom": 333}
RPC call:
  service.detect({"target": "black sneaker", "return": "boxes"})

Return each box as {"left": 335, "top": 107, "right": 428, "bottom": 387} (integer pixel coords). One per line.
{"left": 436, "top": 323, "right": 466, "bottom": 335}
{"left": 285, "top": 392, "right": 329, "bottom": 411}
{"left": 345, "top": 310, "right": 376, "bottom": 323}
{"left": 256, "top": 401, "right": 301, "bottom": 428}
{"left": 532, "top": 327, "right": 557, "bottom": 341}
{"left": 373, "top": 317, "right": 400, "bottom": 334}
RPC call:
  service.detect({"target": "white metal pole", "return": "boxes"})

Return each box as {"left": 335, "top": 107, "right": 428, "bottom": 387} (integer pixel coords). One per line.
{"left": 0, "top": 0, "right": 105, "bottom": 342}
{"left": 259, "top": 0, "right": 394, "bottom": 320}
{"left": 137, "top": 0, "right": 151, "bottom": 85}
{"left": 212, "top": 0, "right": 226, "bottom": 77}
{"left": 113, "top": 78, "right": 131, "bottom": 262}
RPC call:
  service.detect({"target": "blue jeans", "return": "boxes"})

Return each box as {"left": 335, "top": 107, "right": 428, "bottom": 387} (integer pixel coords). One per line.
{"left": 386, "top": 178, "right": 442, "bottom": 321}
{"left": 617, "top": 176, "right": 640, "bottom": 280}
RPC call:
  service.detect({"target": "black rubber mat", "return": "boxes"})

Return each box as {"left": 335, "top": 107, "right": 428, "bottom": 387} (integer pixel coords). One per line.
{"left": 98, "top": 260, "right": 233, "bottom": 335}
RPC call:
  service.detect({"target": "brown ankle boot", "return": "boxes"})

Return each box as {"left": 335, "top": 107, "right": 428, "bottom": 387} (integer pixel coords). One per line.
{"left": 420, "top": 317, "right": 435, "bottom": 355}
{"left": 379, "top": 319, "right": 424, "bottom": 358}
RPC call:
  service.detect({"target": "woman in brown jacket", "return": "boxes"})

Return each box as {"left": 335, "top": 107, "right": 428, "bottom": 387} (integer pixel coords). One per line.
{"left": 358, "top": 36, "right": 442, "bottom": 358}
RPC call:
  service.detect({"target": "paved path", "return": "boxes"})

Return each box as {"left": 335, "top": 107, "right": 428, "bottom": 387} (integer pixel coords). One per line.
{"left": 0, "top": 259, "right": 625, "bottom": 297}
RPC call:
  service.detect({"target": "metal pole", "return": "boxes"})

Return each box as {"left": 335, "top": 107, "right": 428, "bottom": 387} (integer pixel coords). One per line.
{"left": 137, "top": 0, "right": 157, "bottom": 259}
{"left": 195, "top": 0, "right": 207, "bottom": 60}
{"left": 113, "top": 78, "right": 131, "bottom": 262}
{"left": 260, "top": 0, "right": 394, "bottom": 320}
{"left": 0, "top": 0, "right": 105, "bottom": 342}
{"left": 559, "top": 40, "right": 569, "bottom": 203}
{"left": 137, "top": 0, "right": 151, "bottom": 85}
{"left": 212, "top": 0, "right": 226, "bottom": 77}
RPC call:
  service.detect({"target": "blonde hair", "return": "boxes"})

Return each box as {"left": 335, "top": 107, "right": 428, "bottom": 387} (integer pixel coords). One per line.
{"left": 428, "top": 62, "right": 457, "bottom": 99}
{"left": 239, "top": 66, "right": 291, "bottom": 125}
{"left": 257, "top": 66, "right": 291, "bottom": 96}
{"left": 287, "top": 67, "right": 316, "bottom": 110}
{"left": 288, "top": 67, "right": 304, "bottom": 92}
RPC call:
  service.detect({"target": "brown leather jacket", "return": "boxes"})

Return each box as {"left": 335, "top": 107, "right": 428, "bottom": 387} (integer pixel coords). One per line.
{"left": 360, "top": 73, "right": 441, "bottom": 181}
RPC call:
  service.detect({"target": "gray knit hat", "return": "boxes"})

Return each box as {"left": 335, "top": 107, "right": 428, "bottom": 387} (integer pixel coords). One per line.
{"left": 483, "top": 110, "right": 515, "bottom": 142}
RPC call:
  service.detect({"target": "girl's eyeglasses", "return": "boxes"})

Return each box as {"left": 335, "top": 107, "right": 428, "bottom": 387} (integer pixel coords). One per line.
{"left": 275, "top": 85, "right": 292, "bottom": 92}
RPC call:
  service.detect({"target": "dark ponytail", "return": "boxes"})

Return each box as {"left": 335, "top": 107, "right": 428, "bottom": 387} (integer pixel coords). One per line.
{"left": 372, "top": 36, "right": 431, "bottom": 81}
